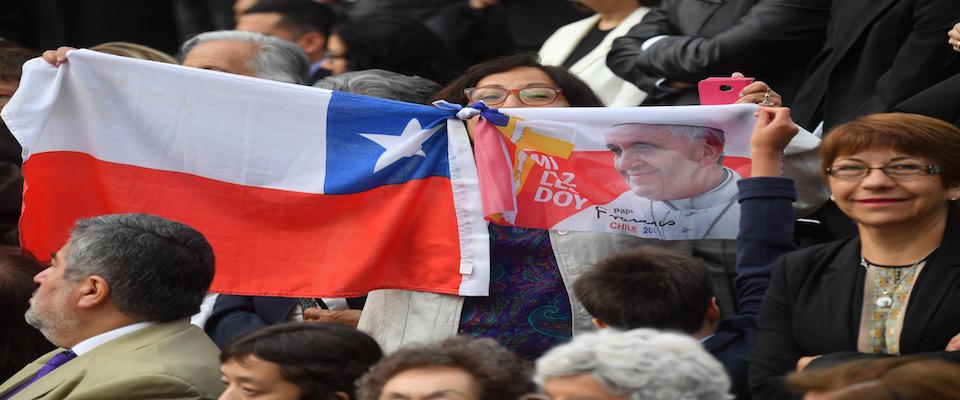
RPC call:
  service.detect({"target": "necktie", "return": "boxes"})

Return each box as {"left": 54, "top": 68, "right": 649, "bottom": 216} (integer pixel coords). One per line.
{"left": 1, "top": 350, "right": 77, "bottom": 399}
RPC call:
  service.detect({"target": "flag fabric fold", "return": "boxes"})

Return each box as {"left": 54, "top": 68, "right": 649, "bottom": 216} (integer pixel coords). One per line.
{"left": 2, "top": 49, "right": 489, "bottom": 298}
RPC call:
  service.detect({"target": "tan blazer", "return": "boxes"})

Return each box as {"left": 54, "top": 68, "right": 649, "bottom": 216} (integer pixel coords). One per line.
{"left": 0, "top": 320, "right": 224, "bottom": 400}
{"left": 538, "top": 8, "right": 649, "bottom": 106}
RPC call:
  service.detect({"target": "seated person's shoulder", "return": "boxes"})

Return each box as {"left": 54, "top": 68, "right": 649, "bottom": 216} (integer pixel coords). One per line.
{"left": 85, "top": 324, "right": 223, "bottom": 398}
{"left": 75, "top": 374, "right": 218, "bottom": 399}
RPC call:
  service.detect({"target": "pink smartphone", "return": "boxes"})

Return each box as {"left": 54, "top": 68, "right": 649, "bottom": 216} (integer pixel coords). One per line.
{"left": 698, "top": 77, "right": 755, "bottom": 105}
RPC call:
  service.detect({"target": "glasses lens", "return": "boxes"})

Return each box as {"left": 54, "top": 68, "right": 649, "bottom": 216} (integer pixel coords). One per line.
{"left": 884, "top": 164, "right": 925, "bottom": 178}
{"left": 830, "top": 164, "right": 867, "bottom": 179}
{"left": 518, "top": 87, "right": 558, "bottom": 105}
{"left": 468, "top": 88, "right": 508, "bottom": 105}
{"left": 830, "top": 163, "right": 935, "bottom": 180}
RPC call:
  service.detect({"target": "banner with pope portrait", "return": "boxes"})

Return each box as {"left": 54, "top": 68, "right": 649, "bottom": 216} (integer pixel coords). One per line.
{"left": 471, "top": 104, "right": 826, "bottom": 240}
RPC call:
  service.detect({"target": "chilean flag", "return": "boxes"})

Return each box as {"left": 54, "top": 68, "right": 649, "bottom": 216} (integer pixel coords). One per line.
{"left": 2, "top": 50, "right": 489, "bottom": 297}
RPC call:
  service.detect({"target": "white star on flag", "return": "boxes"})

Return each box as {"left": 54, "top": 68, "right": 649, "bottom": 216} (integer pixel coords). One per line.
{"left": 359, "top": 118, "right": 443, "bottom": 173}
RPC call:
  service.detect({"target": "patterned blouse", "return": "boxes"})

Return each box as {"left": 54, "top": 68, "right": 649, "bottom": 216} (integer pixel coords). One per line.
{"left": 459, "top": 225, "right": 572, "bottom": 360}
{"left": 858, "top": 258, "right": 927, "bottom": 355}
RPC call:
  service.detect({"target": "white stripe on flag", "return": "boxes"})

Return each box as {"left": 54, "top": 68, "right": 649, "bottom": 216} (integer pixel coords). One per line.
{"left": 6, "top": 50, "right": 332, "bottom": 194}
{"left": 446, "top": 120, "right": 490, "bottom": 296}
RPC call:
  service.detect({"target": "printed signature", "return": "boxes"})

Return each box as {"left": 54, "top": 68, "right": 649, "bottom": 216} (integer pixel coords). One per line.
{"left": 594, "top": 206, "right": 676, "bottom": 227}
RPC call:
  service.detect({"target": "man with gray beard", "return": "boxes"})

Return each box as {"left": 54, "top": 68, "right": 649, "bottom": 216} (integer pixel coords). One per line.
{"left": 0, "top": 214, "right": 223, "bottom": 400}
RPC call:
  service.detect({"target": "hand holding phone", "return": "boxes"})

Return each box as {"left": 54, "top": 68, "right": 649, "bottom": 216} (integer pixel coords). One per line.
{"left": 698, "top": 77, "right": 755, "bottom": 105}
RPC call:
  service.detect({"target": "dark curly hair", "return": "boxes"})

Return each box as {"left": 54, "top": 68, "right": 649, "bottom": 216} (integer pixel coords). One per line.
{"left": 221, "top": 322, "right": 383, "bottom": 400}
{"left": 431, "top": 53, "right": 604, "bottom": 107}
{"left": 356, "top": 336, "right": 534, "bottom": 400}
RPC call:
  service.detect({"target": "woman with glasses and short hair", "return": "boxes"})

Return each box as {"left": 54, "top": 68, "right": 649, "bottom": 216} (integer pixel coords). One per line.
{"left": 749, "top": 112, "right": 960, "bottom": 398}
{"left": 360, "top": 54, "right": 613, "bottom": 360}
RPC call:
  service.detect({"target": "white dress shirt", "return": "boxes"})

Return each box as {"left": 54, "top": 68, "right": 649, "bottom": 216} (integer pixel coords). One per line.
{"left": 71, "top": 321, "right": 156, "bottom": 356}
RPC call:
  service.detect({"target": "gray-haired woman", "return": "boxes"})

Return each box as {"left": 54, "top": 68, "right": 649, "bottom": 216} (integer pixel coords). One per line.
{"left": 526, "top": 328, "right": 732, "bottom": 400}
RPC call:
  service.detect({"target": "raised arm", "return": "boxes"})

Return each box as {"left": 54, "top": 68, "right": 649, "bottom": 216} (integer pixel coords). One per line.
{"left": 734, "top": 107, "right": 799, "bottom": 317}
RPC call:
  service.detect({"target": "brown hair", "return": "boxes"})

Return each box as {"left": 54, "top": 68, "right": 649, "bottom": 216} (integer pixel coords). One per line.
{"left": 0, "top": 46, "right": 38, "bottom": 81}
{"left": 786, "top": 356, "right": 960, "bottom": 399}
{"left": 90, "top": 42, "right": 178, "bottom": 64}
{"left": 820, "top": 113, "right": 960, "bottom": 189}
{"left": 573, "top": 246, "right": 714, "bottom": 333}
{"left": 430, "top": 53, "right": 604, "bottom": 107}
{"left": 356, "top": 336, "right": 534, "bottom": 400}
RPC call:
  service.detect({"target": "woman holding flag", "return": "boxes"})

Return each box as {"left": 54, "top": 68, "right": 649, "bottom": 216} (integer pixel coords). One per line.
{"left": 360, "top": 54, "right": 616, "bottom": 359}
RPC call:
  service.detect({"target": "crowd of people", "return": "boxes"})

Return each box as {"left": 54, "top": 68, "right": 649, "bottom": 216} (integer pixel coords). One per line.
{"left": 1, "top": 0, "right": 960, "bottom": 399}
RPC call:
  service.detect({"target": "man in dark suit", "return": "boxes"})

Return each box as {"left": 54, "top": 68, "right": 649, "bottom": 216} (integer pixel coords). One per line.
{"left": 572, "top": 170, "right": 798, "bottom": 400}
{"left": 0, "top": 214, "right": 223, "bottom": 399}
{"left": 790, "top": 0, "right": 960, "bottom": 133}
{"left": 607, "top": 0, "right": 830, "bottom": 105}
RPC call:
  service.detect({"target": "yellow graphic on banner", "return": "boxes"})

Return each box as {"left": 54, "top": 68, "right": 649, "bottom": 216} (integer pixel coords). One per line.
{"left": 493, "top": 116, "right": 574, "bottom": 195}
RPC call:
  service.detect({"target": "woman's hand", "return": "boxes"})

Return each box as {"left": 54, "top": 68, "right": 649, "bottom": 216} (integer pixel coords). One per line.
{"left": 949, "top": 22, "right": 960, "bottom": 53}
{"left": 470, "top": 0, "right": 500, "bottom": 10}
{"left": 797, "top": 355, "right": 822, "bottom": 371}
{"left": 947, "top": 332, "right": 960, "bottom": 351}
{"left": 734, "top": 72, "right": 782, "bottom": 107}
{"left": 41, "top": 46, "right": 76, "bottom": 66}
{"left": 750, "top": 107, "right": 798, "bottom": 177}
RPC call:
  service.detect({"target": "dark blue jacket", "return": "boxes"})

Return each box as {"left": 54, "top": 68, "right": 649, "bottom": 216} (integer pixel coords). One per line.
{"left": 204, "top": 295, "right": 365, "bottom": 349}
{"left": 709, "top": 177, "right": 797, "bottom": 399}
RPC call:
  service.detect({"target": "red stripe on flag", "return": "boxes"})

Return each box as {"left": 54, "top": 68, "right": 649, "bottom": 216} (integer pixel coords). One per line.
{"left": 21, "top": 151, "right": 464, "bottom": 297}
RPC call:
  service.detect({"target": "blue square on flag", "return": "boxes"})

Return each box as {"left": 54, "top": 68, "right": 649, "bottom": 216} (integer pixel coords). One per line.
{"left": 324, "top": 92, "right": 452, "bottom": 194}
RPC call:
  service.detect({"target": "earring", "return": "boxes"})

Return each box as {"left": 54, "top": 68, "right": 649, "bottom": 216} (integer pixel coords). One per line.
{"left": 830, "top": 194, "right": 835, "bottom": 202}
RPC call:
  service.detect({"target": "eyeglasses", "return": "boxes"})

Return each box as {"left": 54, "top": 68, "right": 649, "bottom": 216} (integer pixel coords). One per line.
{"left": 826, "top": 163, "right": 942, "bottom": 180}
{"left": 463, "top": 86, "right": 563, "bottom": 106}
